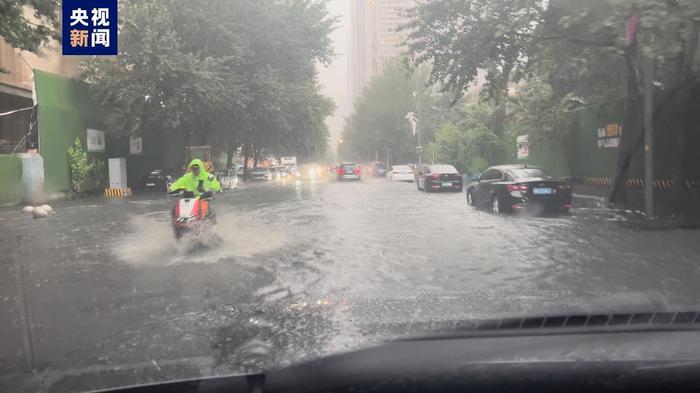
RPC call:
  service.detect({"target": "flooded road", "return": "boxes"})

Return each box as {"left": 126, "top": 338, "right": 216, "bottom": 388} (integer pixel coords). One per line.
{"left": 2, "top": 178, "right": 700, "bottom": 392}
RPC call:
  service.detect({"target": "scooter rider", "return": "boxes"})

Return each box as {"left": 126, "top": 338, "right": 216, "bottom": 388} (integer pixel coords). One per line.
{"left": 169, "top": 159, "right": 221, "bottom": 197}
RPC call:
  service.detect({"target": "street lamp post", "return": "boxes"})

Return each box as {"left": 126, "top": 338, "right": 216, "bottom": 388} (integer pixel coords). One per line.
{"left": 414, "top": 75, "right": 423, "bottom": 167}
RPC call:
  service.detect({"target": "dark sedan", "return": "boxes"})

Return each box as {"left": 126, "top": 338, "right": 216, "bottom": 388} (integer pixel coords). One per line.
{"left": 139, "top": 169, "right": 175, "bottom": 192}
{"left": 416, "top": 164, "right": 463, "bottom": 192}
{"left": 369, "top": 162, "right": 387, "bottom": 177}
{"left": 466, "top": 165, "right": 572, "bottom": 214}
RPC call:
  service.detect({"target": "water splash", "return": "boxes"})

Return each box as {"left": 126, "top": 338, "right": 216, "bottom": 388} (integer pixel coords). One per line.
{"left": 112, "top": 212, "right": 286, "bottom": 266}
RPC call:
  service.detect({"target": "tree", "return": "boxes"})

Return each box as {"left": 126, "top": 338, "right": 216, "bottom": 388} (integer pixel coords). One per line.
{"left": 403, "top": 0, "right": 543, "bottom": 103}
{"left": 81, "top": 0, "right": 336, "bottom": 171}
{"left": 341, "top": 59, "right": 441, "bottom": 164}
{"left": 82, "top": 0, "right": 248, "bottom": 141}
{"left": 405, "top": 0, "right": 700, "bottom": 210}
{"left": 0, "top": 0, "right": 58, "bottom": 54}
{"left": 427, "top": 119, "right": 496, "bottom": 175}
{"left": 510, "top": 79, "right": 578, "bottom": 173}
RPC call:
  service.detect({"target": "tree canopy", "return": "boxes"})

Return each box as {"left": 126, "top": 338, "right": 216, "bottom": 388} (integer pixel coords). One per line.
{"left": 81, "top": 0, "right": 336, "bottom": 163}
{"left": 403, "top": 0, "right": 700, "bottom": 205}
{"left": 340, "top": 60, "right": 443, "bottom": 164}
{"left": 0, "top": 0, "right": 58, "bottom": 54}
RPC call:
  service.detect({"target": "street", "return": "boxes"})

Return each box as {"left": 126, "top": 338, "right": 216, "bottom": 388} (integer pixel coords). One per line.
{"left": 2, "top": 178, "right": 700, "bottom": 392}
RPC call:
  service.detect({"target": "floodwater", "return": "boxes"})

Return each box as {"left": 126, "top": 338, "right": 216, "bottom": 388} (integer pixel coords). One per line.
{"left": 1, "top": 177, "right": 699, "bottom": 392}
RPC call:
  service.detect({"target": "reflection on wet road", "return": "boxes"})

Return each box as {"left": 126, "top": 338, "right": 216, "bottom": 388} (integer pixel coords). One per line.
{"left": 1, "top": 179, "right": 700, "bottom": 392}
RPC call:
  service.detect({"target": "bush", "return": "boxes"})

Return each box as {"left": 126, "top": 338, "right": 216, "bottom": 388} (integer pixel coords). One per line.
{"left": 67, "top": 138, "right": 105, "bottom": 196}
{"left": 429, "top": 120, "right": 497, "bottom": 175}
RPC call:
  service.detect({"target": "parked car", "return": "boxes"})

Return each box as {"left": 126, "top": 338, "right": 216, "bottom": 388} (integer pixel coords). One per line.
{"left": 216, "top": 169, "right": 238, "bottom": 190}
{"left": 337, "top": 162, "right": 362, "bottom": 181}
{"left": 139, "top": 169, "right": 175, "bottom": 192}
{"left": 466, "top": 165, "right": 572, "bottom": 214}
{"left": 248, "top": 167, "right": 272, "bottom": 181}
{"left": 386, "top": 165, "right": 415, "bottom": 182}
{"left": 415, "top": 164, "right": 462, "bottom": 192}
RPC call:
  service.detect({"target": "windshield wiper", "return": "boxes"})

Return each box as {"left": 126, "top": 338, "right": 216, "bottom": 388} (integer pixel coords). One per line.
{"left": 400, "top": 310, "right": 700, "bottom": 341}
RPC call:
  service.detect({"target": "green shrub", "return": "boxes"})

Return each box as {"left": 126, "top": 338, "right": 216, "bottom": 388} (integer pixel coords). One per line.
{"left": 67, "top": 138, "right": 105, "bottom": 196}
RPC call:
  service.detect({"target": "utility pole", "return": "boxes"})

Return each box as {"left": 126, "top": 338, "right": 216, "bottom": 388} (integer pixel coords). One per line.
{"left": 643, "top": 55, "right": 654, "bottom": 217}
{"left": 416, "top": 72, "right": 422, "bottom": 167}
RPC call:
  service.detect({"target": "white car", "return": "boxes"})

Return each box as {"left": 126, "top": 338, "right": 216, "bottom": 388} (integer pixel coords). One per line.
{"left": 217, "top": 170, "right": 239, "bottom": 190}
{"left": 387, "top": 165, "right": 415, "bottom": 182}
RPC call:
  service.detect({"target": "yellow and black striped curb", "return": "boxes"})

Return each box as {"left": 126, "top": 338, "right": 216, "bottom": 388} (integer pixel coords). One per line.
{"left": 104, "top": 188, "right": 133, "bottom": 197}
{"left": 582, "top": 177, "right": 700, "bottom": 190}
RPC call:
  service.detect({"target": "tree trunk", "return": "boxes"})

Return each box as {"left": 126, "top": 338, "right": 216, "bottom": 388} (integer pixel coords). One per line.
{"left": 226, "top": 141, "right": 234, "bottom": 171}
{"left": 182, "top": 130, "right": 191, "bottom": 171}
{"left": 253, "top": 145, "right": 259, "bottom": 168}
{"left": 242, "top": 144, "right": 250, "bottom": 181}
{"left": 609, "top": 43, "right": 642, "bottom": 205}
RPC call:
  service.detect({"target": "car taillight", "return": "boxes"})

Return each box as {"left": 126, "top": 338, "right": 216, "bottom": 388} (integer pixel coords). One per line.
{"left": 337, "top": 168, "right": 345, "bottom": 175}
{"left": 430, "top": 174, "right": 441, "bottom": 179}
{"left": 507, "top": 184, "right": 528, "bottom": 192}
{"left": 353, "top": 168, "right": 361, "bottom": 176}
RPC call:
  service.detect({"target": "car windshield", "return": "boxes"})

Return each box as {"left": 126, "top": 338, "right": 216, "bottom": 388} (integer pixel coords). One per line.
{"left": 508, "top": 168, "right": 551, "bottom": 179}
{"left": 2, "top": 0, "right": 700, "bottom": 392}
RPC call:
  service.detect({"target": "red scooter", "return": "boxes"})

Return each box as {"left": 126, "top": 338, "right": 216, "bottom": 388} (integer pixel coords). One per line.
{"left": 168, "top": 188, "right": 215, "bottom": 239}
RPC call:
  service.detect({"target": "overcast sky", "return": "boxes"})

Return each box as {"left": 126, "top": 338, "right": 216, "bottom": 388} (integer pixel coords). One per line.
{"left": 318, "top": 0, "right": 351, "bottom": 151}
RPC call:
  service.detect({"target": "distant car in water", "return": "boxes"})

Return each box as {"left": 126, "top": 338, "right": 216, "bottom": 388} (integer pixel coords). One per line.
{"left": 369, "top": 162, "right": 387, "bottom": 177}
{"left": 248, "top": 167, "right": 272, "bottom": 181}
{"left": 466, "top": 165, "right": 572, "bottom": 214}
{"left": 270, "top": 165, "right": 291, "bottom": 181}
{"left": 299, "top": 164, "right": 327, "bottom": 181}
{"left": 386, "top": 165, "right": 414, "bottom": 182}
{"left": 415, "top": 164, "right": 462, "bottom": 192}
{"left": 139, "top": 169, "right": 175, "bottom": 192}
{"left": 288, "top": 166, "right": 301, "bottom": 178}
{"left": 337, "top": 162, "right": 362, "bottom": 181}
{"left": 216, "top": 169, "right": 238, "bottom": 190}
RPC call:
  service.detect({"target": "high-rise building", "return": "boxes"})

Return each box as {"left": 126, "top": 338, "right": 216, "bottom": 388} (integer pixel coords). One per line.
{"left": 351, "top": 0, "right": 416, "bottom": 99}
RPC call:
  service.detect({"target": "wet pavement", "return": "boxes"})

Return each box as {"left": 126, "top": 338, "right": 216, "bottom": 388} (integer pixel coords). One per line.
{"left": 1, "top": 177, "right": 700, "bottom": 392}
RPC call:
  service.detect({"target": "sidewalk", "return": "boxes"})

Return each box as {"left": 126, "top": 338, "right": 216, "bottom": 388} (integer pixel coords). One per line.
{"left": 572, "top": 184, "right": 700, "bottom": 230}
